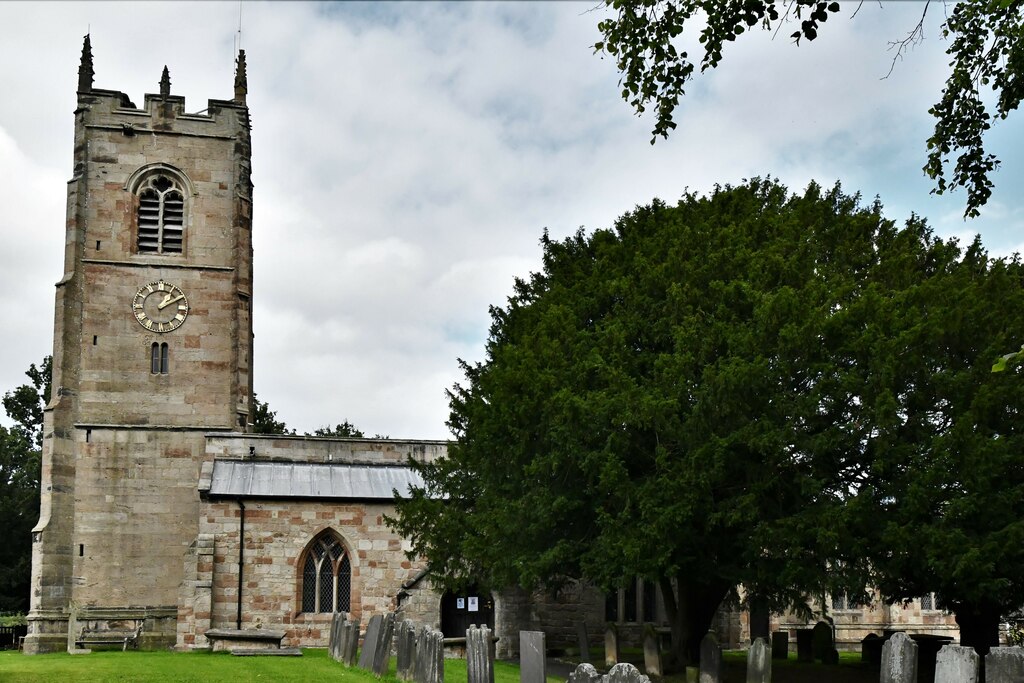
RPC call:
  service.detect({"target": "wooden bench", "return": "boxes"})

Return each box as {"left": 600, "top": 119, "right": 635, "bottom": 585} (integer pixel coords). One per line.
{"left": 76, "top": 624, "right": 143, "bottom": 651}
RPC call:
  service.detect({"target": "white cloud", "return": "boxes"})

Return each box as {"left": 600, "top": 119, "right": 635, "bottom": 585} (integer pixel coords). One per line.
{"left": 1, "top": 1, "right": 1022, "bottom": 437}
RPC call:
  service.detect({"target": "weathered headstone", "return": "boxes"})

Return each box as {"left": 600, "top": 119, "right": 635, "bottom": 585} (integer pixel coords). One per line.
{"left": 746, "top": 637, "right": 771, "bottom": 683}
{"left": 794, "top": 629, "right": 813, "bottom": 663}
{"left": 567, "top": 663, "right": 602, "bottom": 683}
{"left": 861, "top": 633, "right": 883, "bottom": 666}
{"left": 358, "top": 614, "right": 384, "bottom": 670}
{"left": 467, "top": 625, "right": 494, "bottom": 683}
{"left": 986, "top": 646, "right": 1024, "bottom": 683}
{"left": 770, "top": 631, "right": 787, "bottom": 660}
{"left": 880, "top": 632, "right": 917, "bottom": 683}
{"left": 811, "top": 621, "right": 833, "bottom": 664}
{"left": 934, "top": 644, "right": 978, "bottom": 683}
{"left": 605, "top": 623, "right": 620, "bottom": 667}
{"left": 329, "top": 612, "right": 345, "bottom": 661}
{"left": 414, "top": 627, "right": 430, "bottom": 683}
{"left": 643, "top": 624, "right": 663, "bottom": 676}
{"left": 520, "top": 631, "right": 547, "bottom": 683}
{"left": 397, "top": 621, "right": 417, "bottom": 680}
{"left": 606, "top": 662, "right": 652, "bottom": 683}
{"left": 342, "top": 620, "right": 359, "bottom": 665}
{"left": 372, "top": 612, "right": 396, "bottom": 676}
{"left": 576, "top": 621, "right": 591, "bottom": 664}
{"left": 413, "top": 627, "right": 443, "bottom": 683}
{"left": 699, "top": 632, "right": 722, "bottom": 683}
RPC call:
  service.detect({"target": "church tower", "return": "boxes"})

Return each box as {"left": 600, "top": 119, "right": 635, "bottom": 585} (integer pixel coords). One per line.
{"left": 24, "top": 38, "right": 254, "bottom": 653}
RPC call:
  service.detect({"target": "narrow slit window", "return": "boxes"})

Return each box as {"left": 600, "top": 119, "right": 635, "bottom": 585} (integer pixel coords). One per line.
{"left": 136, "top": 174, "right": 185, "bottom": 254}
{"left": 151, "top": 343, "right": 169, "bottom": 374}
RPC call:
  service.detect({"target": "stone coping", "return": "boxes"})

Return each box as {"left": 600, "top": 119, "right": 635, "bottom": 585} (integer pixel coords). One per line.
{"left": 205, "top": 628, "right": 286, "bottom": 641}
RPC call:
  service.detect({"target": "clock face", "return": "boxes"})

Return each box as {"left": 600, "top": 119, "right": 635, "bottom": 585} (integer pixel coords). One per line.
{"left": 132, "top": 280, "right": 189, "bottom": 333}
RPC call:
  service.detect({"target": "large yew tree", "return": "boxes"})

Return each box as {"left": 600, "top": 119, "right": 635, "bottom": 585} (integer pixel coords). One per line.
{"left": 390, "top": 179, "right": 1024, "bottom": 666}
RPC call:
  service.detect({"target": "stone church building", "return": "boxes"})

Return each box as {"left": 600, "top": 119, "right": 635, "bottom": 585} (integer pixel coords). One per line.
{"left": 23, "top": 40, "right": 958, "bottom": 657}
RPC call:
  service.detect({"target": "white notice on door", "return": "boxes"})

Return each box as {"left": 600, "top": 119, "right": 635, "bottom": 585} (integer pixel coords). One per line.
{"left": 468, "top": 596, "right": 479, "bottom": 612}
{"left": 457, "top": 598, "right": 465, "bottom": 609}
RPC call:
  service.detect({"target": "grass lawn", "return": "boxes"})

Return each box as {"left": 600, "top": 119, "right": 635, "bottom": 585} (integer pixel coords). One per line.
{"left": 0, "top": 649, "right": 560, "bottom": 683}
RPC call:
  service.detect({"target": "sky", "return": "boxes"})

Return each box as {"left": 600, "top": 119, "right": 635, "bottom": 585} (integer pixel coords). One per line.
{"left": 1, "top": 1, "right": 1022, "bottom": 440}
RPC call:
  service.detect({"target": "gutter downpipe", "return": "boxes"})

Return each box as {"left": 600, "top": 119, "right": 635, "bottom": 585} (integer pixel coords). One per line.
{"left": 237, "top": 499, "right": 245, "bottom": 629}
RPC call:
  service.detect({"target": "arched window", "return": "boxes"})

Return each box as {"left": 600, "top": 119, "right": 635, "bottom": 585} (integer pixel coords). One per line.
{"left": 301, "top": 531, "right": 350, "bottom": 613}
{"left": 150, "top": 342, "right": 168, "bottom": 374}
{"left": 137, "top": 173, "right": 185, "bottom": 254}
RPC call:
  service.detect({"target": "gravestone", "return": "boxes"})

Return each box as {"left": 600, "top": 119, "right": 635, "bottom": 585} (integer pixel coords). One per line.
{"left": 986, "top": 646, "right": 1024, "bottom": 683}
{"left": 467, "top": 625, "right": 494, "bottom": 683}
{"left": 397, "top": 621, "right": 417, "bottom": 680}
{"left": 934, "top": 644, "right": 978, "bottom": 683}
{"left": 372, "top": 612, "right": 396, "bottom": 676}
{"left": 699, "top": 632, "right": 722, "bottom": 683}
{"left": 342, "top": 620, "right": 360, "bottom": 665}
{"left": 861, "top": 633, "right": 883, "bottom": 666}
{"left": 770, "top": 631, "right": 787, "bottom": 660}
{"left": 567, "top": 663, "right": 602, "bottom": 683}
{"left": 643, "top": 624, "right": 663, "bottom": 676}
{"left": 811, "top": 621, "right": 833, "bottom": 663}
{"left": 606, "top": 662, "right": 652, "bottom": 683}
{"left": 748, "top": 602, "right": 770, "bottom": 644}
{"left": 358, "top": 614, "right": 384, "bottom": 670}
{"left": 414, "top": 627, "right": 430, "bottom": 683}
{"left": 328, "top": 613, "right": 343, "bottom": 661}
{"left": 746, "top": 637, "right": 770, "bottom": 683}
{"left": 605, "top": 623, "right": 620, "bottom": 667}
{"left": 794, "top": 629, "right": 813, "bottom": 663}
{"left": 880, "top": 632, "right": 917, "bottom": 683}
{"left": 576, "top": 621, "right": 591, "bottom": 664}
{"left": 413, "top": 627, "right": 444, "bottom": 683}
{"left": 520, "top": 631, "right": 547, "bottom": 683}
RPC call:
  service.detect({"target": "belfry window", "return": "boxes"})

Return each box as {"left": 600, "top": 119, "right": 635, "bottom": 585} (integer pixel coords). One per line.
{"left": 137, "top": 174, "right": 185, "bottom": 254}
{"left": 301, "top": 531, "right": 350, "bottom": 613}
{"left": 151, "top": 342, "right": 168, "bottom": 374}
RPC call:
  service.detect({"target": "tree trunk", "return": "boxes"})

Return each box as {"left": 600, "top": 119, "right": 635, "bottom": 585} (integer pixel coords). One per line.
{"left": 658, "top": 575, "right": 731, "bottom": 670}
{"left": 955, "top": 601, "right": 1001, "bottom": 658}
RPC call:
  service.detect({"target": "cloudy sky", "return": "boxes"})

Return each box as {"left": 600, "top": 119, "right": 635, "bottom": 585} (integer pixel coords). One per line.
{"left": 1, "top": 2, "right": 1022, "bottom": 440}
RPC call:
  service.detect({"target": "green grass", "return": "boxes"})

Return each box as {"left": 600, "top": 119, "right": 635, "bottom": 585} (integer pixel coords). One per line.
{"left": 0, "top": 650, "right": 560, "bottom": 683}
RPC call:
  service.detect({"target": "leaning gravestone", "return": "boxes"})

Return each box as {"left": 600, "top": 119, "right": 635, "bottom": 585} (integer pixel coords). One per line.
{"left": 605, "top": 623, "right": 620, "bottom": 667}
{"left": 642, "top": 624, "right": 663, "bottom": 676}
{"left": 746, "top": 637, "right": 770, "bottom": 683}
{"left": 520, "top": 631, "right": 546, "bottom": 683}
{"left": 467, "top": 625, "right": 495, "bottom": 683}
{"left": 342, "top": 620, "right": 360, "bottom": 665}
{"left": 358, "top": 614, "right": 384, "bottom": 670}
{"left": 568, "top": 663, "right": 602, "bottom": 683}
{"left": 934, "top": 644, "right": 978, "bottom": 683}
{"left": 372, "top": 612, "right": 396, "bottom": 676}
{"left": 770, "top": 631, "right": 787, "bottom": 660}
{"left": 811, "top": 621, "right": 833, "bottom": 664}
{"left": 607, "top": 663, "right": 652, "bottom": 683}
{"left": 880, "top": 632, "right": 918, "bottom": 683}
{"left": 699, "top": 632, "right": 722, "bottom": 683}
{"left": 576, "top": 621, "right": 591, "bottom": 664}
{"left": 329, "top": 612, "right": 344, "bottom": 661}
{"left": 397, "top": 621, "right": 417, "bottom": 680}
{"left": 987, "top": 646, "right": 1024, "bottom": 683}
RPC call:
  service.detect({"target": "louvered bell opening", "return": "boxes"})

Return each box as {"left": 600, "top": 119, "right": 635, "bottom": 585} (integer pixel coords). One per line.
{"left": 137, "top": 190, "right": 161, "bottom": 253}
{"left": 161, "top": 192, "right": 184, "bottom": 253}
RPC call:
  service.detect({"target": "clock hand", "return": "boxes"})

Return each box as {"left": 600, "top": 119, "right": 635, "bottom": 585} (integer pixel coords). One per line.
{"left": 158, "top": 293, "right": 185, "bottom": 310}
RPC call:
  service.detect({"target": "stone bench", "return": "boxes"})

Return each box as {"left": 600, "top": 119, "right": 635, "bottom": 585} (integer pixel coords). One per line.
{"left": 76, "top": 624, "right": 143, "bottom": 651}
{"left": 204, "top": 628, "right": 287, "bottom": 653}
